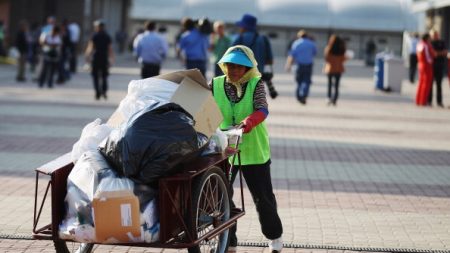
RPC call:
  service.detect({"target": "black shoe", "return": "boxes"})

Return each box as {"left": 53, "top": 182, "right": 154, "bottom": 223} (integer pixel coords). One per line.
{"left": 103, "top": 93, "right": 107, "bottom": 100}
{"left": 16, "top": 77, "right": 26, "bottom": 82}
{"left": 269, "top": 89, "right": 278, "bottom": 99}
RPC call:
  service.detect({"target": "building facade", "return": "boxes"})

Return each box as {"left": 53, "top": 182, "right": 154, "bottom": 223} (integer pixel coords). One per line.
{"left": 129, "top": 0, "right": 417, "bottom": 59}
{"left": 412, "top": 0, "right": 450, "bottom": 47}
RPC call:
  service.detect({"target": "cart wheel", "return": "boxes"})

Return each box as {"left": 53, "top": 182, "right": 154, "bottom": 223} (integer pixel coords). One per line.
{"left": 53, "top": 240, "right": 95, "bottom": 253}
{"left": 188, "top": 166, "right": 231, "bottom": 253}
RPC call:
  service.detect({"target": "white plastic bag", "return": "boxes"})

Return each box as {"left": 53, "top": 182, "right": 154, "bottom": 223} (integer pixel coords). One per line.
{"left": 201, "top": 128, "right": 228, "bottom": 155}
{"left": 71, "top": 118, "right": 112, "bottom": 163}
{"left": 141, "top": 199, "right": 160, "bottom": 243}
{"left": 95, "top": 173, "right": 134, "bottom": 194}
{"left": 117, "top": 78, "right": 179, "bottom": 120}
{"left": 68, "top": 151, "right": 112, "bottom": 201}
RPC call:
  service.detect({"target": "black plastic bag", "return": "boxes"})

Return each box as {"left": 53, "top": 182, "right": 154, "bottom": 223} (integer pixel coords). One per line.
{"left": 99, "top": 103, "right": 208, "bottom": 185}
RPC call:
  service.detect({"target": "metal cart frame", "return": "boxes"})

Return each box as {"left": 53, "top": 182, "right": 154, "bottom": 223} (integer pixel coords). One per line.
{"left": 32, "top": 145, "right": 245, "bottom": 252}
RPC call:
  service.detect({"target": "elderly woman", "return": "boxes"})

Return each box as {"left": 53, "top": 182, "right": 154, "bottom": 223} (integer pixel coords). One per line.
{"left": 210, "top": 45, "right": 283, "bottom": 253}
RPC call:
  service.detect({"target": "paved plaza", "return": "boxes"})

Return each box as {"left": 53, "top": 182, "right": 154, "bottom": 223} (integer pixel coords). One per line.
{"left": 0, "top": 54, "right": 450, "bottom": 253}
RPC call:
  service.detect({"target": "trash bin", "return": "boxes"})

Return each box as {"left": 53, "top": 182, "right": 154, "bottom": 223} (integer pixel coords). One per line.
{"left": 383, "top": 56, "right": 405, "bottom": 93}
{"left": 374, "top": 52, "right": 405, "bottom": 93}
{"left": 374, "top": 53, "right": 385, "bottom": 90}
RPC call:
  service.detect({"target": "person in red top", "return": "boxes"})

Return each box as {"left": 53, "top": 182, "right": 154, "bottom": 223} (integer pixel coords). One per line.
{"left": 415, "top": 33, "right": 435, "bottom": 106}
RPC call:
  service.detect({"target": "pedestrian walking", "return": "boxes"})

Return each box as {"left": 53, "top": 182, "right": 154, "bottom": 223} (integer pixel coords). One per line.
{"left": 115, "top": 29, "right": 127, "bottom": 54}
{"left": 84, "top": 20, "right": 114, "bottom": 100}
{"left": 133, "top": 20, "right": 169, "bottom": 78}
{"left": 28, "top": 22, "right": 41, "bottom": 74}
{"left": 415, "top": 33, "right": 435, "bottom": 106}
{"left": 56, "top": 20, "right": 71, "bottom": 84}
{"left": 447, "top": 52, "right": 450, "bottom": 87}
{"left": 210, "top": 45, "right": 283, "bottom": 253}
{"left": 285, "top": 29, "right": 317, "bottom": 104}
{"left": 68, "top": 20, "right": 81, "bottom": 73}
{"left": 0, "top": 20, "right": 5, "bottom": 57}
{"left": 323, "top": 34, "right": 347, "bottom": 106}
{"left": 232, "top": 13, "right": 278, "bottom": 99}
{"left": 210, "top": 20, "right": 231, "bottom": 77}
{"left": 33, "top": 16, "right": 56, "bottom": 82}
{"left": 38, "top": 25, "right": 61, "bottom": 88}
{"left": 365, "top": 38, "right": 376, "bottom": 66}
{"left": 15, "top": 20, "right": 29, "bottom": 82}
{"left": 408, "top": 32, "right": 419, "bottom": 84}
{"left": 176, "top": 17, "right": 209, "bottom": 77}
{"left": 428, "top": 29, "right": 447, "bottom": 107}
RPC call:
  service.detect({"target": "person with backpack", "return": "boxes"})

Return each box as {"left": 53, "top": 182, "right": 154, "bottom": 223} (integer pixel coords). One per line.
{"left": 232, "top": 14, "right": 278, "bottom": 99}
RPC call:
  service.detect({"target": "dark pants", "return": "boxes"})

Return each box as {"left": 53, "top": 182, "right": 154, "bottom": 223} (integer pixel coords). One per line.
{"left": 38, "top": 59, "right": 58, "bottom": 87}
{"left": 228, "top": 160, "right": 283, "bottom": 247}
{"left": 428, "top": 64, "right": 445, "bottom": 106}
{"left": 141, "top": 62, "right": 161, "bottom": 78}
{"left": 327, "top": 73, "right": 341, "bottom": 104}
{"left": 186, "top": 59, "right": 206, "bottom": 77}
{"left": 16, "top": 53, "right": 27, "bottom": 80}
{"left": 91, "top": 61, "right": 109, "bottom": 98}
{"left": 57, "top": 48, "right": 70, "bottom": 83}
{"left": 69, "top": 43, "right": 78, "bottom": 73}
{"left": 295, "top": 64, "right": 313, "bottom": 102}
{"left": 409, "top": 53, "right": 417, "bottom": 83}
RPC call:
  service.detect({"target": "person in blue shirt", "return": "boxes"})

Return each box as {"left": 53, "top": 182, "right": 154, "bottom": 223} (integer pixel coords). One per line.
{"left": 232, "top": 13, "right": 278, "bottom": 99}
{"left": 133, "top": 21, "right": 169, "bottom": 78}
{"left": 285, "top": 29, "right": 317, "bottom": 104}
{"left": 176, "top": 18, "right": 209, "bottom": 77}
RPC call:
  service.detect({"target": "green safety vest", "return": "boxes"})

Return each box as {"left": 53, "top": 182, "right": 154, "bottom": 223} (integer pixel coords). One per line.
{"left": 212, "top": 76, "right": 270, "bottom": 165}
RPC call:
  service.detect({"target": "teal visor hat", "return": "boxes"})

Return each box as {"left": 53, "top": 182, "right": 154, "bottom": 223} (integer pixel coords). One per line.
{"left": 218, "top": 48, "right": 254, "bottom": 67}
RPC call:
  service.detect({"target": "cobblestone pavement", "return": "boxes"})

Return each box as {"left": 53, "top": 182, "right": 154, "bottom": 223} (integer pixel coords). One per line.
{"left": 0, "top": 54, "right": 450, "bottom": 252}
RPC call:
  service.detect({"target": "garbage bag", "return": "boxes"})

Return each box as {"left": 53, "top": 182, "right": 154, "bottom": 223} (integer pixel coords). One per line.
{"left": 117, "top": 78, "right": 178, "bottom": 120}
{"left": 71, "top": 118, "right": 112, "bottom": 163}
{"left": 61, "top": 150, "right": 117, "bottom": 238}
{"left": 68, "top": 150, "right": 113, "bottom": 201}
{"left": 99, "top": 103, "right": 208, "bottom": 185}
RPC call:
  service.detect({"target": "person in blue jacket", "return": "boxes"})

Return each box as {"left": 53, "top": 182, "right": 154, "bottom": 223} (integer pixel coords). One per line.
{"left": 176, "top": 18, "right": 209, "bottom": 77}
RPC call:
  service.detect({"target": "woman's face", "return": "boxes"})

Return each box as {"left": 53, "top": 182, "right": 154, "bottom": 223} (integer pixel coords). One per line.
{"left": 226, "top": 63, "right": 248, "bottom": 82}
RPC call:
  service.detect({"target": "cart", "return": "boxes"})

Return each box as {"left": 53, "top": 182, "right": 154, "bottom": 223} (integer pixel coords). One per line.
{"left": 32, "top": 131, "right": 245, "bottom": 253}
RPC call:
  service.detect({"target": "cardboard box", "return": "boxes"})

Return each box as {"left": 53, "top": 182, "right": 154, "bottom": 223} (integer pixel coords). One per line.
{"left": 92, "top": 190, "right": 141, "bottom": 243}
{"left": 107, "top": 69, "right": 223, "bottom": 138}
